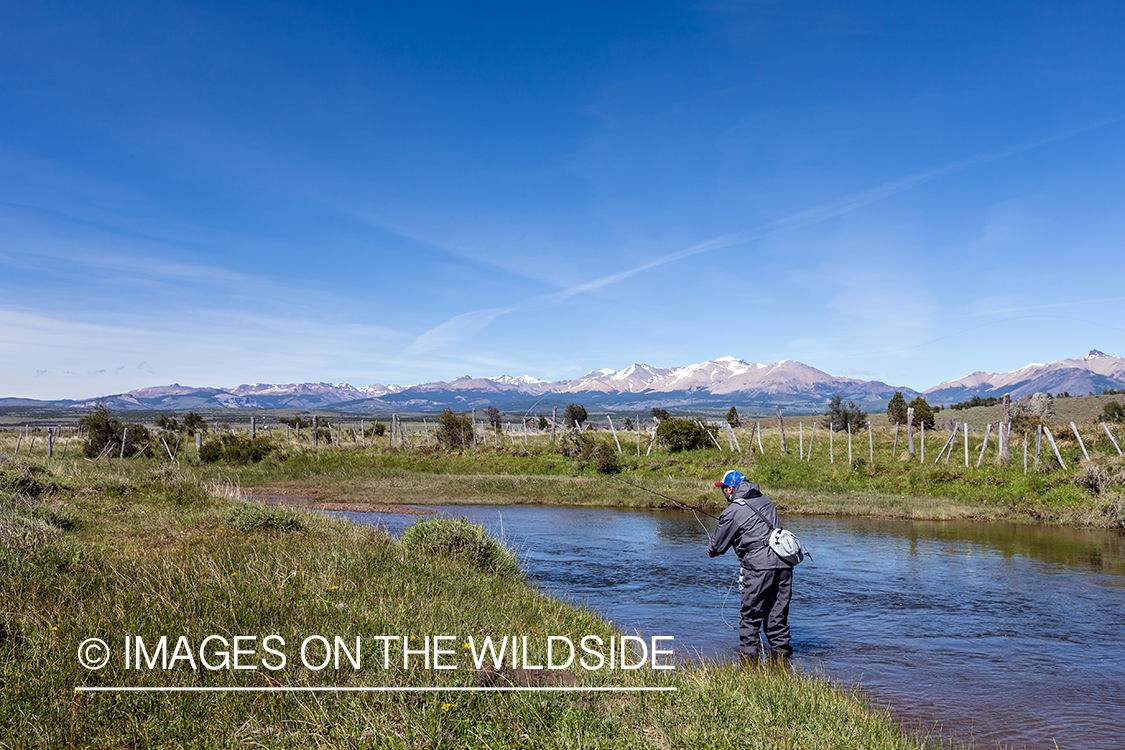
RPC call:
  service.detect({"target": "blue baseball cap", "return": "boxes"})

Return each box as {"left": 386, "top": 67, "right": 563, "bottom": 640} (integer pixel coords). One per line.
{"left": 714, "top": 470, "right": 745, "bottom": 488}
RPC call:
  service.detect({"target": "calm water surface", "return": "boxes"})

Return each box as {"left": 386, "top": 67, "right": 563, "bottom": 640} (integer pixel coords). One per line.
{"left": 330, "top": 505, "right": 1125, "bottom": 750}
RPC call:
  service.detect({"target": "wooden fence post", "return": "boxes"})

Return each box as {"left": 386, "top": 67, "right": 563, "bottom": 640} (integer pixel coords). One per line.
{"left": 892, "top": 423, "right": 899, "bottom": 459}
{"left": 964, "top": 422, "right": 970, "bottom": 467}
{"left": 976, "top": 423, "right": 992, "bottom": 467}
{"left": 251, "top": 417, "right": 256, "bottom": 440}
{"left": 934, "top": 426, "right": 957, "bottom": 464}
{"left": 646, "top": 418, "right": 659, "bottom": 456}
{"left": 799, "top": 422, "right": 804, "bottom": 460}
{"left": 1000, "top": 394, "right": 1011, "bottom": 465}
{"left": 829, "top": 424, "right": 834, "bottom": 464}
{"left": 807, "top": 422, "right": 815, "bottom": 461}
{"left": 313, "top": 416, "right": 319, "bottom": 447}
{"left": 868, "top": 421, "right": 873, "bottom": 463}
{"left": 607, "top": 416, "right": 622, "bottom": 454}
{"left": 1070, "top": 422, "right": 1090, "bottom": 461}
{"left": 919, "top": 422, "right": 925, "bottom": 464}
{"left": 847, "top": 426, "right": 853, "bottom": 465}
{"left": 552, "top": 407, "right": 557, "bottom": 444}
{"left": 1102, "top": 423, "right": 1122, "bottom": 456}
{"left": 47, "top": 428, "right": 53, "bottom": 458}
{"left": 756, "top": 422, "right": 763, "bottom": 453}
{"left": 1042, "top": 425, "right": 1065, "bottom": 469}
{"left": 1035, "top": 425, "right": 1042, "bottom": 470}
{"left": 907, "top": 408, "right": 915, "bottom": 455}
{"left": 775, "top": 407, "right": 787, "bottom": 454}
{"left": 1023, "top": 432, "right": 1028, "bottom": 474}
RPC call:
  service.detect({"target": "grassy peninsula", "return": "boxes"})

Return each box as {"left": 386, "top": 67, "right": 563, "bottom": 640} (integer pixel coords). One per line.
{"left": 0, "top": 457, "right": 943, "bottom": 750}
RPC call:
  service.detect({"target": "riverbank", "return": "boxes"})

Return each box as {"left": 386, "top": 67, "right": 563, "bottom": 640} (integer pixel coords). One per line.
{"left": 1, "top": 458, "right": 947, "bottom": 749}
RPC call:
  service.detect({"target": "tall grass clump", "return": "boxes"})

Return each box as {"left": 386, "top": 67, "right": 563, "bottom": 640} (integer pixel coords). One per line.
{"left": 401, "top": 517, "right": 522, "bottom": 576}
{"left": 225, "top": 502, "right": 304, "bottom": 531}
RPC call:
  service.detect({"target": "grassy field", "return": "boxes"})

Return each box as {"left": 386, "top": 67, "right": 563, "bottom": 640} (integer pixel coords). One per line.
{"left": 0, "top": 456, "right": 951, "bottom": 749}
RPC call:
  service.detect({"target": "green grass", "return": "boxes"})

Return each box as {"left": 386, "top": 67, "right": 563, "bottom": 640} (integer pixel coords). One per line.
{"left": 0, "top": 456, "right": 944, "bottom": 749}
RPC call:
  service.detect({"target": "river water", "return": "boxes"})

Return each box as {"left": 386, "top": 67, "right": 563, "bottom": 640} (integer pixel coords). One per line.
{"left": 330, "top": 505, "right": 1125, "bottom": 750}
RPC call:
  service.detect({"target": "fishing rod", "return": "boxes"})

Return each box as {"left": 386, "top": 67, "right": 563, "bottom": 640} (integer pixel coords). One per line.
{"left": 606, "top": 474, "right": 721, "bottom": 520}
{"left": 505, "top": 449, "right": 723, "bottom": 522}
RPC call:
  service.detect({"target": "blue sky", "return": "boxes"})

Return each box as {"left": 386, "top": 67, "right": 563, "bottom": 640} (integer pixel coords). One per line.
{"left": 3, "top": 1, "right": 1124, "bottom": 400}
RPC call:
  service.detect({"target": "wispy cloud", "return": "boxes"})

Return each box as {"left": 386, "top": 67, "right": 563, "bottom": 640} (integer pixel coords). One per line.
{"left": 403, "top": 307, "right": 517, "bottom": 358}
{"left": 549, "top": 117, "right": 1123, "bottom": 302}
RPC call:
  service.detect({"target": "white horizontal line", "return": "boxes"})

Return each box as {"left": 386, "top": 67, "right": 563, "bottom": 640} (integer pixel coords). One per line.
{"left": 74, "top": 686, "right": 677, "bottom": 693}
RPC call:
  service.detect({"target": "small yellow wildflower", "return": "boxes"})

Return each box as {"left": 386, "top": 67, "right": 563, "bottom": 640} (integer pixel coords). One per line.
{"left": 441, "top": 703, "right": 453, "bottom": 711}
{"left": 331, "top": 585, "right": 338, "bottom": 590}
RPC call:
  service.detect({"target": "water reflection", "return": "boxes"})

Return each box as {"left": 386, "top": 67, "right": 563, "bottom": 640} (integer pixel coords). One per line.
{"left": 333, "top": 505, "right": 1125, "bottom": 750}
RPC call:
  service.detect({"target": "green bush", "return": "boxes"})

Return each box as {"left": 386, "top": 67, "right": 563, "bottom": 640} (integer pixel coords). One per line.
{"left": 199, "top": 434, "right": 275, "bottom": 464}
{"left": 436, "top": 409, "right": 474, "bottom": 449}
{"left": 592, "top": 443, "right": 622, "bottom": 474}
{"left": 80, "top": 403, "right": 151, "bottom": 458}
{"left": 225, "top": 503, "right": 304, "bottom": 532}
{"left": 656, "top": 417, "right": 717, "bottom": 452}
{"left": 400, "top": 517, "right": 521, "bottom": 576}
{"left": 1099, "top": 400, "right": 1125, "bottom": 423}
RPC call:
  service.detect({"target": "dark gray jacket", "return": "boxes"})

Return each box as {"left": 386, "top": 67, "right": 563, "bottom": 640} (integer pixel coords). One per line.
{"left": 707, "top": 481, "right": 789, "bottom": 569}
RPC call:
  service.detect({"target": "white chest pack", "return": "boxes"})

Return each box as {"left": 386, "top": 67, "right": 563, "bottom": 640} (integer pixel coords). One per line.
{"left": 741, "top": 501, "right": 811, "bottom": 566}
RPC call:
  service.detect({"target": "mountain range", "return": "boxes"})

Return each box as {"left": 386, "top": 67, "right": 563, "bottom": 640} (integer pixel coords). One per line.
{"left": 4, "top": 351, "right": 1123, "bottom": 415}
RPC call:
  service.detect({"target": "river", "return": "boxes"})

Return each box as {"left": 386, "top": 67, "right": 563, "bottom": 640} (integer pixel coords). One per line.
{"left": 329, "top": 504, "right": 1125, "bottom": 750}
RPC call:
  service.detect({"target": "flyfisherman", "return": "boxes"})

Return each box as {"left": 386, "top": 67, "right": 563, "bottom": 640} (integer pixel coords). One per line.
{"left": 707, "top": 470, "right": 793, "bottom": 664}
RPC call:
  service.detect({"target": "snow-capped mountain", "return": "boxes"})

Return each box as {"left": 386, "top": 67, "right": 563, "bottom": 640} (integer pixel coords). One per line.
{"left": 924, "top": 350, "right": 1125, "bottom": 403}
{"left": 14, "top": 350, "right": 1121, "bottom": 414}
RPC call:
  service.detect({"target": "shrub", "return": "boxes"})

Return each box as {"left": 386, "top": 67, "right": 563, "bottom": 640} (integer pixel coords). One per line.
{"left": 400, "top": 518, "right": 520, "bottom": 576}
{"left": 198, "top": 434, "right": 275, "bottom": 463}
{"left": 557, "top": 429, "right": 595, "bottom": 461}
{"left": 225, "top": 504, "right": 304, "bottom": 532}
{"left": 591, "top": 443, "right": 622, "bottom": 474}
{"left": 656, "top": 418, "right": 717, "bottom": 452}
{"left": 80, "top": 404, "right": 151, "bottom": 458}
{"left": 1099, "top": 400, "right": 1125, "bottom": 423}
{"left": 436, "top": 409, "right": 473, "bottom": 449}
{"left": 726, "top": 406, "right": 741, "bottom": 428}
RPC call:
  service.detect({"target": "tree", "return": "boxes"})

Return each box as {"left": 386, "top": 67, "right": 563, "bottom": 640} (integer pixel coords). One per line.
{"left": 907, "top": 396, "right": 936, "bottom": 430}
{"left": 436, "top": 408, "right": 473, "bottom": 449}
{"left": 650, "top": 407, "right": 671, "bottom": 421}
{"left": 622, "top": 417, "right": 634, "bottom": 431}
{"left": 823, "top": 395, "right": 867, "bottom": 433}
{"left": 537, "top": 415, "right": 549, "bottom": 431}
{"left": 886, "top": 392, "right": 907, "bottom": 425}
{"left": 726, "top": 406, "right": 741, "bottom": 428}
{"left": 563, "top": 403, "right": 588, "bottom": 428}
{"left": 486, "top": 406, "right": 503, "bottom": 432}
